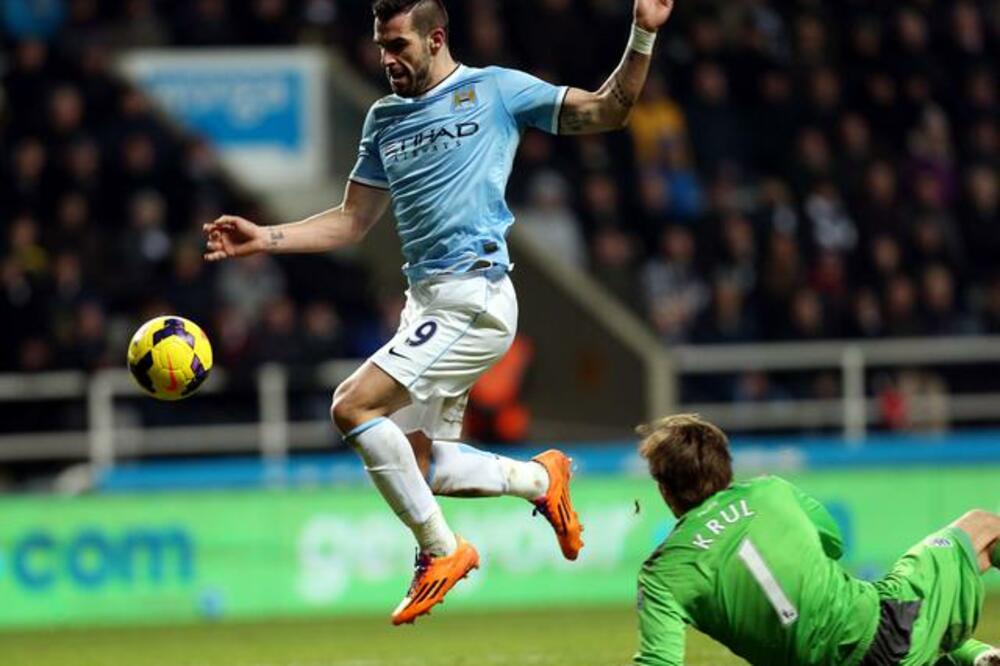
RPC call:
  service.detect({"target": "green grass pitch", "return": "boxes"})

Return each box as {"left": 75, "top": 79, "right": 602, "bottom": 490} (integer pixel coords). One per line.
{"left": 3, "top": 597, "right": 999, "bottom": 666}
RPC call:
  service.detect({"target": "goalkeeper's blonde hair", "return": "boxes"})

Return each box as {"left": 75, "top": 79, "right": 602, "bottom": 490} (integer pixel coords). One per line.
{"left": 637, "top": 413, "right": 733, "bottom": 513}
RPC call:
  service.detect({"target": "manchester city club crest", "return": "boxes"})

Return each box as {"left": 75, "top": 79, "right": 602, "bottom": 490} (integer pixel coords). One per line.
{"left": 452, "top": 85, "right": 477, "bottom": 111}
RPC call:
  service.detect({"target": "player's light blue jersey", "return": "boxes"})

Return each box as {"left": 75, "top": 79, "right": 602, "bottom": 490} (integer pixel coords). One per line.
{"left": 349, "top": 65, "right": 567, "bottom": 283}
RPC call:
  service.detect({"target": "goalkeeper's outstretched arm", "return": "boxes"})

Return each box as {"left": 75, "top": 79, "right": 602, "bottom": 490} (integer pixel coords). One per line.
{"left": 934, "top": 641, "right": 999, "bottom": 666}
{"left": 634, "top": 571, "right": 686, "bottom": 666}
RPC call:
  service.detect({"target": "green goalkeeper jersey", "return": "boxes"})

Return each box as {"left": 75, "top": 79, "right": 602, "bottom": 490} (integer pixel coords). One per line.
{"left": 635, "top": 475, "right": 880, "bottom": 666}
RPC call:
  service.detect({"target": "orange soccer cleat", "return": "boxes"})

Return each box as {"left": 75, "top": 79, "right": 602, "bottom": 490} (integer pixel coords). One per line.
{"left": 391, "top": 536, "right": 479, "bottom": 626}
{"left": 531, "top": 449, "right": 584, "bottom": 560}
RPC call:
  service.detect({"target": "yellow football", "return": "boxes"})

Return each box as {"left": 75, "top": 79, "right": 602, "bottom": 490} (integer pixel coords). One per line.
{"left": 126, "top": 316, "right": 213, "bottom": 401}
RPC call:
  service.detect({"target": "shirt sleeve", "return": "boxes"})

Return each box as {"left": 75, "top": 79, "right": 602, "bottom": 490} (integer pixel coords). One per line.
{"left": 349, "top": 103, "right": 389, "bottom": 190}
{"left": 634, "top": 570, "right": 687, "bottom": 666}
{"left": 490, "top": 66, "right": 568, "bottom": 134}
{"left": 946, "top": 640, "right": 993, "bottom": 665}
{"left": 787, "top": 479, "right": 845, "bottom": 560}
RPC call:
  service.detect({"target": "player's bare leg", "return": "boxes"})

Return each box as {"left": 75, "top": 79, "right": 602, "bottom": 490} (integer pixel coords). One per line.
{"left": 409, "top": 431, "right": 584, "bottom": 560}
{"left": 950, "top": 510, "right": 1000, "bottom": 573}
{"left": 333, "top": 361, "right": 411, "bottom": 430}
{"left": 409, "top": 430, "right": 433, "bottom": 478}
{"left": 332, "top": 362, "right": 478, "bottom": 624}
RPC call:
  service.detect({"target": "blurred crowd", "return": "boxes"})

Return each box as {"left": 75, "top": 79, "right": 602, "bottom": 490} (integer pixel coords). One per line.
{"left": 1, "top": 0, "right": 998, "bottom": 409}
{"left": 0, "top": 13, "right": 388, "bottom": 377}
{"left": 439, "top": 0, "right": 998, "bottom": 350}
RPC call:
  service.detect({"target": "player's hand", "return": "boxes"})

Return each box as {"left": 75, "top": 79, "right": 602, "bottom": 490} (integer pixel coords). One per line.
{"left": 974, "top": 648, "right": 1000, "bottom": 666}
{"left": 202, "top": 215, "right": 265, "bottom": 262}
{"left": 634, "top": 0, "right": 674, "bottom": 32}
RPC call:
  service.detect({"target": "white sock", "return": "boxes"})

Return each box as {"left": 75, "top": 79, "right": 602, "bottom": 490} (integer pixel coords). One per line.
{"left": 412, "top": 508, "right": 454, "bottom": 557}
{"left": 429, "top": 441, "right": 549, "bottom": 501}
{"left": 346, "top": 418, "right": 457, "bottom": 556}
{"left": 498, "top": 456, "right": 550, "bottom": 500}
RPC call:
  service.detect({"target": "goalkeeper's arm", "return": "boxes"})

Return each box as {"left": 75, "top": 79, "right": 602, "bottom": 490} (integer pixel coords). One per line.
{"left": 934, "top": 638, "right": 1000, "bottom": 666}
{"left": 634, "top": 574, "right": 687, "bottom": 665}
{"left": 785, "top": 479, "right": 845, "bottom": 560}
{"left": 934, "top": 641, "right": 999, "bottom": 666}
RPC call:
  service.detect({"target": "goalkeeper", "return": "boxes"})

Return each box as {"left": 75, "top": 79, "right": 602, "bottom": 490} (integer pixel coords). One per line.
{"left": 633, "top": 414, "right": 1000, "bottom": 666}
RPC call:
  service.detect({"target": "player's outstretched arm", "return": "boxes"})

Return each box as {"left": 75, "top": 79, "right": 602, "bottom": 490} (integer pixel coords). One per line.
{"left": 935, "top": 638, "right": 1000, "bottom": 666}
{"left": 203, "top": 181, "right": 391, "bottom": 262}
{"left": 938, "top": 641, "right": 1000, "bottom": 666}
{"left": 559, "top": 0, "right": 674, "bottom": 135}
{"left": 634, "top": 571, "right": 687, "bottom": 666}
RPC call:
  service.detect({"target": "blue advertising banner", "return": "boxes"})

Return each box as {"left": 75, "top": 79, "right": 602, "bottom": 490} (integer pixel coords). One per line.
{"left": 120, "top": 49, "right": 328, "bottom": 188}
{"left": 140, "top": 70, "right": 305, "bottom": 150}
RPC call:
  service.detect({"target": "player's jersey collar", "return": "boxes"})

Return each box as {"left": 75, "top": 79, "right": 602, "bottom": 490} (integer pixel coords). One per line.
{"left": 398, "top": 64, "right": 466, "bottom": 103}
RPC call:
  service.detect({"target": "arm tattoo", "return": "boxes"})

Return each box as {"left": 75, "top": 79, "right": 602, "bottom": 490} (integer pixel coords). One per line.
{"left": 561, "top": 51, "right": 644, "bottom": 133}
{"left": 561, "top": 108, "right": 596, "bottom": 133}
{"left": 268, "top": 229, "right": 285, "bottom": 249}
{"left": 610, "top": 51, "right": 639, "bottom": 109}
{"left": 610, "top": 78, "right": 634, "bottom": 109}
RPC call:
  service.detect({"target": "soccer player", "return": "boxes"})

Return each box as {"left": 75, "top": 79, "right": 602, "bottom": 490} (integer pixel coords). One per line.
{"left": 633, "top": 414, "right": 1000, "bottom": 666}
{"left": 203, "top": 0, "right": 676, "bottom": 624}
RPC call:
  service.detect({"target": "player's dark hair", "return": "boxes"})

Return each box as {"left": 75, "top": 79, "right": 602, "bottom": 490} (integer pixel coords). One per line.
{"left": 637, "top": 414, "right": 734, "bottom": 514}
{"left": 372, "top": 0, "right": 449, "bottom": 38}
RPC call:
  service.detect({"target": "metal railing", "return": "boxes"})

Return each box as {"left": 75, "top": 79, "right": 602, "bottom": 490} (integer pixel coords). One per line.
{"left": 673, "top": 336, "right": 1000, "bottom": 439}
{"left": 0, "top": 360, "right": 361, "bottom": 468}
{"left": 3, "top": 336, "right": 1000, "bottom": 471}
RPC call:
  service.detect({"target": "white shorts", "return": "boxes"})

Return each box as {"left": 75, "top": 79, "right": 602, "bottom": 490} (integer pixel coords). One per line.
{"left": 371, "top": 272, "right": 518, "bottom": 440}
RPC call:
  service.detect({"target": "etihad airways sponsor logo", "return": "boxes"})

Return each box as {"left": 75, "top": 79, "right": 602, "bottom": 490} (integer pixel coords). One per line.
{"left": 383, "top": 121, "right": 480, "bottom": 162}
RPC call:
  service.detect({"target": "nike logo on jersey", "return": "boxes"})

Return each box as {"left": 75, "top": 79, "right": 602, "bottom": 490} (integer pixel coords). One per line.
{"left": 692, "top": 500, "right": 755, "bottom": 550}
{"left": 388, "top": 347, "right": 410, "bottom": 360}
